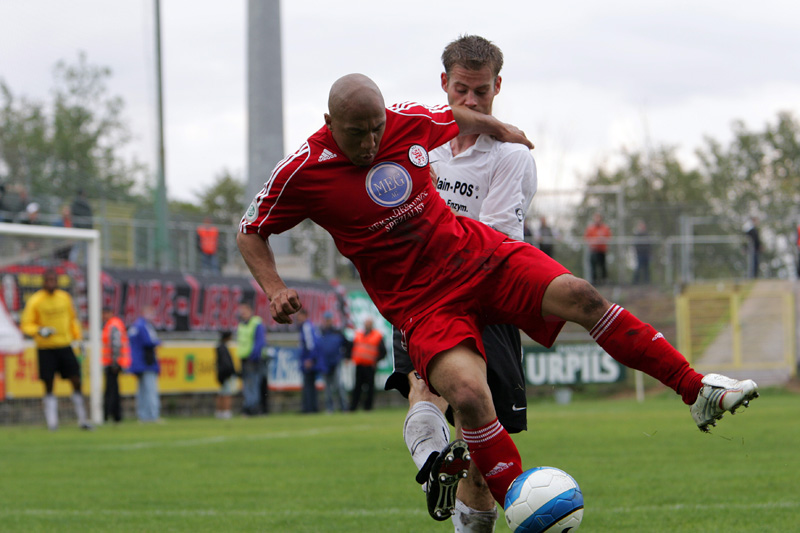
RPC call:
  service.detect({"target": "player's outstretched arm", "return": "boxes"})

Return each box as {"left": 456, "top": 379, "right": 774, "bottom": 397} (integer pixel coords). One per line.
{"left": 450, "top": 104, "right": 533, "bottom": 149}
{"left": 237, "top": 232, "right": 303, "bottom": 324}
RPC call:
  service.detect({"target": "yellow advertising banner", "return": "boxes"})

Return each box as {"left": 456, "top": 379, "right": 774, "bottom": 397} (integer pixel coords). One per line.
{"left": 4, "top": 342, "right": 230, "bottom": 398}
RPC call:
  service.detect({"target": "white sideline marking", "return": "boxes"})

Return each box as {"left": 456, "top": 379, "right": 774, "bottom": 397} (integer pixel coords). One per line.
{"left": 4, "top": 508, "right": 428, "bottom": 518}
{"left": 97, "top": 424, "right": 375, "bottom": 451}
{"left": 596, "top": 500, "right": 800, "bottom": 514}
{"left": 4, "top": 501, "right": 797, "bottom": 518}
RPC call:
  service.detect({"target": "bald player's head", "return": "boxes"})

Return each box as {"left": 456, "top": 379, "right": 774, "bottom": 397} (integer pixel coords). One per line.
{"left": 324, "top": 74, "right": 386, "bottom": 167}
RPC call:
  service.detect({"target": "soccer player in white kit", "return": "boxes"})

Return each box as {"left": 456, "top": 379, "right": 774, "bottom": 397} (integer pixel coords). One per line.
{"left": 384, "top": 35, "right": 536, "bottom": 531}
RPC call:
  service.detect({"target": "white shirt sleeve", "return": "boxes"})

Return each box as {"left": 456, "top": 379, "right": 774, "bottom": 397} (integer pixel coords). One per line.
{"left": 479, "top": 146, "right": 537, "bottom": 240}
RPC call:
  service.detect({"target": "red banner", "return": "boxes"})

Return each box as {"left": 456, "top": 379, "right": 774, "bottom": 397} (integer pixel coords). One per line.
{"left": 0, "top": 263, "right": 348, "bottom": 334}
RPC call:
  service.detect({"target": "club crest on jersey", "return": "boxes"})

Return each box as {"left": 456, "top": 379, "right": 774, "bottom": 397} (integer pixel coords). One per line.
{"left": 245, "top": 201, "right": 258, "bottom": 222}
{"left": 408, "top": 144, "right": 429, "bottom": 167}
{"left": 365, "top": 162, "right": 413, "bottom": 208}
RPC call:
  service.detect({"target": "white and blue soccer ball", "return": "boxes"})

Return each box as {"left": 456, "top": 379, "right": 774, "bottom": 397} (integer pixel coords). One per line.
{"left": 504, "top": 466, "right": 584, "bottom": 533}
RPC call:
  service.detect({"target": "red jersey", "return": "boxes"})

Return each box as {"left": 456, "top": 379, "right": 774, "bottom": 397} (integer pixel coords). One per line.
{"left": 240, "top": 102, "right": 507, "bottom": 327}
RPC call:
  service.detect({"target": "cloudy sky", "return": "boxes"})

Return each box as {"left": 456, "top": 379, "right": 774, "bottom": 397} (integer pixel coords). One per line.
{"left": 1, "top": 0, "right": 798, "bottom": 206}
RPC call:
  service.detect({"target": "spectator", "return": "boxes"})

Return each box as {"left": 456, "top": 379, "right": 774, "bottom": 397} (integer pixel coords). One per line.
{"left": 237, "top": 301, "right": 266, "bottom": 416}
{"left": 54, "top": 205, "right": 76, "bottom": 261}
{"left": 632, "top": 220, "right": 652, "bottom": 285}
{"left": 215, "top": 331, "right": 236, "bottom": 419}
{"left": 537, "top": 216, "right": 555, "bottom": 258}
{"left": 317, "top": 310, "right": 351, "bottom": 413}
{"left": 102, "top": 306, "right": 130, "bottom": 423}
{"left": 523, "top": 219, "right": 534, "bottom": 242}
{"left": 349, "top": 317, "right": 386, "bottom": 412}
{"left": 1, "top": 184, "right": 29, "bottom": 223}
{"left": 584, "top": 212, "right": 612, "bottom": 284}
{"left": 744, "top": 216, "right": 761, "bottom": 278}
{"left": 196, "top": 217, "right": 220, "bottom": 274}
{"left": 70, "top": 188, "right": 93, "bottom": 229}
{"left": 19, "top": 268, "right": 92, "bottom": 430}
{"left": 21, "top": 202, "right": 43, "bottom": 254}
{"left": 297, "top": 309, "right": 321, "bottom": 413}
{"left": 69, "top": 189, "right": 93, "bottom": 264}
{"left": 23, "top": 202, "right": 41, "bottom": 225}
{"left": 259, "top": 349, "right": 271, "bottom": 415}
{"left": 55, "top": 205, "right": 73, "bottom": 228}
{"left": 128, "top": 306, "right": 162, "bottom": 423}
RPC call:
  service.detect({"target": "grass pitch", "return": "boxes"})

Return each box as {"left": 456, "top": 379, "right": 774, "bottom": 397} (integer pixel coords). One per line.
{"left": 1, "top": 388, "right": 798, "bottom": 532}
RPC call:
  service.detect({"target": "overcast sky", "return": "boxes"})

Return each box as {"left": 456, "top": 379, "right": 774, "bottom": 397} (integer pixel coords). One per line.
{"left": 1, "top": 0, "right": 799, "bottom": 206}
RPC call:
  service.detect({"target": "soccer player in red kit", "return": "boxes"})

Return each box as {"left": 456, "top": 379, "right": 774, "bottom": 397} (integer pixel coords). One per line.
{"left": 238, "top": 73, "right": 759, "bottom": 510}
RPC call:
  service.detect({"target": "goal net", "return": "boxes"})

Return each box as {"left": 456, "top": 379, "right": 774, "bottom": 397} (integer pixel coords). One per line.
{"left": 0, "top": 223, "right": 103, "bottom": 424}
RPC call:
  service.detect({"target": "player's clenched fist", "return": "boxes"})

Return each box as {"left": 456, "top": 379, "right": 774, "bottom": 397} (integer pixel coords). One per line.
{"left": 269, "top": 288, "right": 302, "bottom": 324}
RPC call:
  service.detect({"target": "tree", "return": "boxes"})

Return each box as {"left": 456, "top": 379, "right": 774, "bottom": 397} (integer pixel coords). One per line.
{"left": 575, "top": 111, "right": 800, "bottom": 281}
{"left": 576, "top": 146, "right": 710, "bottom": 237}
{"left": 696, "top": 112, "right": 800, "bottom": 277}
{"left": 191, "top": 169, "right": 246, "bottom": 224}
{"left": 0, "top": 52, "right": 144, "bottom": 204}
{"left": 571, "top": 147, "right": 714, "bottom": 282}
{"left": 0, "top": 85, "right": 49, "bottom": 193}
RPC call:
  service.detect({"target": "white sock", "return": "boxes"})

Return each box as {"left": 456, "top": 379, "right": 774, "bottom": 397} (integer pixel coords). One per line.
{"left": 403, "top": 401, "right": 451, "bottom": 471}
{"left": 71, "top": 392, "right": 88, "bottom": 425}
{"left": 43, "top": 394, "right": 59, "bottom": 430}
{"left": 452, "top": 498, "right": 498, "bottom": 533}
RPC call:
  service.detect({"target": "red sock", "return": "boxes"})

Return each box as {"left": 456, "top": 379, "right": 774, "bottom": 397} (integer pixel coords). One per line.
{"left": 591, "top": 304, "right": 704, "bottom": 405}
{"left": 461, "top": 418, "right": 523, "bottom": 506}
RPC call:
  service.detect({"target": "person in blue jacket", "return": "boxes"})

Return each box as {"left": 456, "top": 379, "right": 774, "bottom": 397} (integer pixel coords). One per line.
{"left": 297, "top": 308, "right": 321, "bottom": 413}
{"left": 237, "top": 301, "right": 267, "bottom": 416}
{"left": 128, "top": 306, "right": 162, "bottom": 422}
{"left": 317, "top": 311, "right": 351, "bottom": 413}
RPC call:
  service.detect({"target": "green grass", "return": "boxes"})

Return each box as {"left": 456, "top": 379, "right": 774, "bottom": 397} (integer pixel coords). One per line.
{"left": 1, "top": 388, "right": 798, "bottom": 532}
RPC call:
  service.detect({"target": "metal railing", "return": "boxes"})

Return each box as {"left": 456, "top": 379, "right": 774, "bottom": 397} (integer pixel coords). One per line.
{"left": 5, "top": 210, "right": 789, "bottom": 286}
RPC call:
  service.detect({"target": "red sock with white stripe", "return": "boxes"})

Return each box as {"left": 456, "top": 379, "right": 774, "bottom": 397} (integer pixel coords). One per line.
{"left": 461, "top": 418, "right": 522, "bottom": 507}
{"left": 591, "top": 304, "right": 703, "bottom": 405}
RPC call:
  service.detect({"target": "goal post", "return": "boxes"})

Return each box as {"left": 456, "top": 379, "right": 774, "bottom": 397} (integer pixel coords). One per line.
{"left": 0, "top": 222, "right": 103, "bottom": 425}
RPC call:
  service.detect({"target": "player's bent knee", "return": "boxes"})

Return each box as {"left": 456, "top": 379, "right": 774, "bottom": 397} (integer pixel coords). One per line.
{"left": 446, "top": 386, "right": 493, "bottom": 424}
{"left": 545, "top": 274, "right": 607, "bottom": 325}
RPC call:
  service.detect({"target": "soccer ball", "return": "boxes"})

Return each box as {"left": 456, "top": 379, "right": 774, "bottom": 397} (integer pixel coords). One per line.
{"left": 504, "top": 466, "right": 584, "bottom": 533}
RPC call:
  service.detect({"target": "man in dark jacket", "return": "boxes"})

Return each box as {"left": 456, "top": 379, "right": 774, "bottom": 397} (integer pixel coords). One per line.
{"left": 317, "top": 311, "right": 351, "bottom": 413}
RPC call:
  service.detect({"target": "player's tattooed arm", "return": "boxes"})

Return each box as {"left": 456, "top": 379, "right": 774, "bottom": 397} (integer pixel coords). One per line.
{"left": 237, "top": 232, "right": 303, "bottom": 324}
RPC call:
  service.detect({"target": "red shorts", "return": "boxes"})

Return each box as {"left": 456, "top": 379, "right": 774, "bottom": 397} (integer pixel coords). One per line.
{"left": 398, "top": 239, "right": 570, "bottom": 385}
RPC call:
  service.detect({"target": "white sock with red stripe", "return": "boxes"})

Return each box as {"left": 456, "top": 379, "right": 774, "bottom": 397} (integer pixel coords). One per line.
{"left": 591, "top": 304, "right": 703, "bottom": 404}
{"left": 461, "top": 418, "right": 522, "bottom": 507}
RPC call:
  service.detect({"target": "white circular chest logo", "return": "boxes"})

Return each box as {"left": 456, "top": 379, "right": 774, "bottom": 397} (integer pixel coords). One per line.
{"left": 365, "top": 162, "right": 413, "bottom": 207}
{"left": 408, "top": 144, "right": 429, "bottom": 167}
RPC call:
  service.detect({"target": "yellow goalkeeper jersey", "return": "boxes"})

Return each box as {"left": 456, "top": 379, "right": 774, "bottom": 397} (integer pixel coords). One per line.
{"left": 20, "top": 289, "right": 82, "bottom": 349}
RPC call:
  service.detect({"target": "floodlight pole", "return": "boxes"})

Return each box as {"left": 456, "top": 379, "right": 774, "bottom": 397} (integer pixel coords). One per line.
{"left": 153, "top": 0, "right": 171, "bottom": 269}
{"left": 247, "top": 0, "right": 288, "bottom": 255}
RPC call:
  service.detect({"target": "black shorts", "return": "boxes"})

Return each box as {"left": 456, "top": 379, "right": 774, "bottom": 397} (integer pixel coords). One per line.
{"left": 384, "top": 323, "right": 527, "bottom": 433}
{"left": 37, "top": 346, "right": 81, "bottom": 382}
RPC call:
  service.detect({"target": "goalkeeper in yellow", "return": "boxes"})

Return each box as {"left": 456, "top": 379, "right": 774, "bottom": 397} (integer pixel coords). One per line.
{"left": 21, "top": 268, "right": 92, "bottom": 430}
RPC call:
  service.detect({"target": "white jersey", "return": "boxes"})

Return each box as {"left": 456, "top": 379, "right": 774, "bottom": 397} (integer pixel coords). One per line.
{"left": 431, "top": 134, "right": 537, "bottom": 241}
